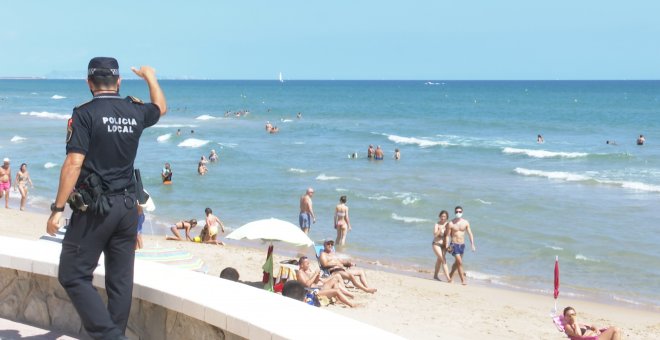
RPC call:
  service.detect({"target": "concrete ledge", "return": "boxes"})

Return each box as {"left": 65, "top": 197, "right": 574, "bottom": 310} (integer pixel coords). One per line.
{"left": 0, "top": 236, "right": 401, "bottom": 340}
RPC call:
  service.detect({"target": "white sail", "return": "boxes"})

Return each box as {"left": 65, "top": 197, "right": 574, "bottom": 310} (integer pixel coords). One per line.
{"left": 279, "top": 72, "right": 284, "bottom": 83}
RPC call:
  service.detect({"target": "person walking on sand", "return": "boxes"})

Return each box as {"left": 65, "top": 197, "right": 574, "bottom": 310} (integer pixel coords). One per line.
{"left": 446, "top": 206, "right": 475, "bottom": 285}
{"left": 299, "top": 187, "right": 316, "bottom": 234}
{"left": 334, "top": 196, "right": 351, "bottom": 245}
{"left": 15, "top": 163, "right": 34, "bottom": 211}
{"left": 0, "top": 158, "right": 12, "bottom": 209}
{"left": 432, "top": 210, "right": 451, "bottom": 281}
{"left": 46, "top": 57, "right": 166, "bottom": 340}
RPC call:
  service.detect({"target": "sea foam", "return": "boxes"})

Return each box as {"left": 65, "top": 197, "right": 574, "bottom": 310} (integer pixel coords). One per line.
{"left": 20, "top": 111, "right": 70, "bottom": 120}
{"left": 44, "top": 162, "right": 59, "bottom": 169}
{"left": 177, "top": 138, "right": 210, "bottom": 148}
{"left": 153, "top": 124, "right": 197, "bottom": 128}
{"left": 514, "top": 168, "right": 591, "bottom": 182}
{"left": 387, "top": 134, "right": 450, "bottom": 148}
{"left": 391, "top": 213, "right": 430, "bottom": 224}
{"left": 195, "top": 114, "right": 216, "bottom": 120}
{"left": 10, "top": 136, "right": 26, "bottom": 143}
{"left": 515, "top": 168, "right": 660, "bottom": 193}
{"left": 368, "top": 195, "right": 391, "bottom": 201}
{"left": 157, "top": 133, "right": 171, "bottom": 143}
{"left": 288, "top": 168, "right": 307, "bottom": 174}
{"left": 316, "top": 174, "right": 340, "bottom": 181}
{"left": 51, "top": 95, "right": 66, "bottom": 99}
{"left": 502, "top": 147, "right": 588, "bottom": 159}
{"left": 575, "top": 254, "right": 600, "bottom": 262}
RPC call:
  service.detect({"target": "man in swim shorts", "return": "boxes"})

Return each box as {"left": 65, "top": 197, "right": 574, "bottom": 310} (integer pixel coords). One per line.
{"left": 446, "top": 206, "right": 475, "bottom": 285}
{"left": 299, "top": 187, "right": 316, "bottom": 234}
{"left": 0, "top": 158, "right": 11, "bottom": 209}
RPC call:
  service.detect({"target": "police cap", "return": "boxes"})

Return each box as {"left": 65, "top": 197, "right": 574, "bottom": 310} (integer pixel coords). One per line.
{"left": 88, "top": 57, "right": 119, "bottom": 76}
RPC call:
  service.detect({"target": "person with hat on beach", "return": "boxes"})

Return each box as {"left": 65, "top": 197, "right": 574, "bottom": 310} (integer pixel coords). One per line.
{"left": 319, "top": 239, "right": 377, "bottom": 293}
{"left": 46, "top": 57, "right": 166, "bottom": 340}
{"left": 0, "top": 158, "right": 11, "bottom": 209}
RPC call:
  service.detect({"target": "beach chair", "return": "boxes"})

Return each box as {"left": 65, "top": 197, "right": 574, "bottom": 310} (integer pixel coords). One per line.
{"left": 314, "top": 245, "right": 332, "bottom": 278}
{"left": 552, "top": 314, "right": 604, "bottom": 340}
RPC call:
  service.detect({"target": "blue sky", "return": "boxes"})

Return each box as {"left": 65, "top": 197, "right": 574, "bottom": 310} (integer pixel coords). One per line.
{"left": 2, "top": 1, "right": 659, "bottom": 80}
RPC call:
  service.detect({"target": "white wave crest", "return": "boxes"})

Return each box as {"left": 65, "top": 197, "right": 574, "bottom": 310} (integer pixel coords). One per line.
{"left": 514, "top": 168, "right": 591, "bottom": 182}
{"left": 293, "top": 141, "right": 305, "bottom": 145}
{"left": 20, "top": 111, "right": 70, "bottom": 120}
{"left": 11, "top": 136, "right": 26, "bottom": 143}
{"left": 600, "top": 180, "right": 660, "bottom": 193}
{"left": 515, "top": 168, "right": 660, "bottom": 193}
{"left": 44, "top": 162, "right": 59, "bottom": 169}
{"left": 335, "top": 188, "right": 348, "bottom": 192}
{"left": 280, "top": 119, "right": 293, "bottom": 123}
{"left": 288, "top": 168, "right": 307, "bottom": 174}
{"left": 502, "top": 147, "right": 588, "bottom": 159}
{"left": 575, "top": 254, "right": 600, "bottom": 262}
{"left": 391, "top": 213, "right": 430, "bottom": 224}
{"left": 51, "top": 95, "right": 66, "bottom": 99}
{"left": 475, "top": 198, "right": 492, "bottom": 205}
{"left": 157, "top": 133, "right": 171, "bottom": 143}
{"left": 402, "top": 196, "right": 419, "bottom": 205}
{"left": 153, "top": 124, "right": 197, "bottom": 128}
{"left": 316, "top": 174, "right": 340, "bottom": 181}
{"left": 177, "top": 138, "right": 210, "bottom": 148}
{"left": 545, "top": 245, "right": 563, "bottom": 251}
{"left": 465, "top": 271, "right": 501, "bottom": 282}
{"left": 387, "top": 134, "right": 450, "bottom": 148}
{"left": 217, "top": 142, "right": 237, "bottom": 148}
{"left": 368, "top": 195, "right": 391, "bottom": 201}
{"left": 196, "top": 114, "right": 216, "bottom": 120}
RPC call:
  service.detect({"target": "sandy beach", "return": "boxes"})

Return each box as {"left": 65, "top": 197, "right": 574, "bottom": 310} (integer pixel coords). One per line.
{"left": 2, "top": 208, "right": 659, "bottom": 339}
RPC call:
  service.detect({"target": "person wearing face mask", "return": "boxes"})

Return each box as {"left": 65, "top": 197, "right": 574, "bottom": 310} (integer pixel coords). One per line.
{"left": 446, "top": 206, "right": 475, "bottom": 285}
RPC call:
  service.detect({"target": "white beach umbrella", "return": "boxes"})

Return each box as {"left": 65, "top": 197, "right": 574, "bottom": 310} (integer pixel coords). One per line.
{"left": 226, "top": 218, "right": 314, "bottom": 247}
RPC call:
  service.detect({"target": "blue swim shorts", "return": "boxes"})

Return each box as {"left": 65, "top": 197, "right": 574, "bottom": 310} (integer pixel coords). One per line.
{"left": 449, "top": 242, "right": 465, "bottom": 256}
{"left": 299, "top": 212, "right": 311, "bottom": 230}
{"left": 137, "top": 213, "right": 145, "bottom": 234}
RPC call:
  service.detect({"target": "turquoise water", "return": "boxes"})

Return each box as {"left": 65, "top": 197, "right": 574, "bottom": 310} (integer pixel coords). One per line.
{"left": 1, "top": 80, "right": 659, "bottom": 309}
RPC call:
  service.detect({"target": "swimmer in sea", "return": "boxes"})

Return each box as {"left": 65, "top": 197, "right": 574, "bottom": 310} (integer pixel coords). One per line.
{"left": 367, "top": 145, "right": 375, "bottom": 159}
{"left": 537, "top": 134, "right": 544, "bottom": 143}
{"left": 394, "top": 148, "right": 401, "bottom": 160}
{"left": 637, "top": 134, "right": 645, "bottom": 145}
{"left": 374, "top": 146, "right": 384, "bottom": 160}
{"left": 198, "top": 161, "right": 208, "bottom": 175}
{"left": 334, "top": 196, "right": 351, "bottom": 246}
{"left": 209, "top": 149, "right": 219, "bottom": 162}
{"left": 161, "top": 162, "right": 172, "bottom": 183}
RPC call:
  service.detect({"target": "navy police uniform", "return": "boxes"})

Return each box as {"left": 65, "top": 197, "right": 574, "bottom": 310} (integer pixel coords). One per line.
{"left": 58, "top": 57, "right": 160, "bottom": 340}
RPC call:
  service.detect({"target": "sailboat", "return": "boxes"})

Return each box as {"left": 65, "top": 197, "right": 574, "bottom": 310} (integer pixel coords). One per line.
{"left": 278, "top": 72, "right": 284, "bottom": 83}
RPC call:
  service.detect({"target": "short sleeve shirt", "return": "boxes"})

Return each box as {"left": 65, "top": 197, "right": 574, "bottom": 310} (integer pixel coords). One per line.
{"left": 66, "top": 94, "right": 160, "bottom": 192}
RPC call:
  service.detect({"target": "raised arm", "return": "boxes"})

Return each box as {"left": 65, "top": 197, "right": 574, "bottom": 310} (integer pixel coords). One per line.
{"left": 131, "top": 66, "right": 167, "bottom": 116}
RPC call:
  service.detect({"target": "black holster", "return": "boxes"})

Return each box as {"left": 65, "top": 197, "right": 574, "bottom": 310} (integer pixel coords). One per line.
{"left": 68, "top": 172, "right": 112, "bottom": 216}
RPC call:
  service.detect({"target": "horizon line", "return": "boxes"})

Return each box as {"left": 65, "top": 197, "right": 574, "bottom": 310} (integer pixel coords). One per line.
{"left": 1, "top": 77, "right": 659, "bottom": 82}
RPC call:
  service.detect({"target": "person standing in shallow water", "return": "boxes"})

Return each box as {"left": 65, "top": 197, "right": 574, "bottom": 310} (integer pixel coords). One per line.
{"left": 334, "top": 195, "right": 351, "bottom": 245}
{"left": 299, "top": 187, "right": 316, "bottom": 234}
{"left": 15, "top": 163, "right": 34, "bottom": 211}
{"left": 432, "top": 210, "right": 450, "bottom": 281}
{"left": 446, "top": 206, "right": 475, "bottom": 285}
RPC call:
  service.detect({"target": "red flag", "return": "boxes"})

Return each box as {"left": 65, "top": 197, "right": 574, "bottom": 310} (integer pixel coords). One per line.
{"left": 553, "top": 256, "right": 560, "bottom": 299}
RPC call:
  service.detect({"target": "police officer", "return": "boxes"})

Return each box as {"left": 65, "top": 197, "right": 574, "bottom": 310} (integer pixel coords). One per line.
{"left": 46, "top": 57, "right": 166, "bottom": 340}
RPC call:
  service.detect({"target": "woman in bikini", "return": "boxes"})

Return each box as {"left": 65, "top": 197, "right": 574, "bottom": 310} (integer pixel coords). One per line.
{"left": 15, "top": 163, "right": 33, "bottom": 211}
{"left": 563, "top": 306, "right": 621, "bottom": 340}
{"left": 432, "top": 210, "right": 451, "bottom": 281}
{"left": 166, "top": 219, "right": 198, "bottom": 241}
{"left": 334, "top": 195, "right": 351, "bottom": 246}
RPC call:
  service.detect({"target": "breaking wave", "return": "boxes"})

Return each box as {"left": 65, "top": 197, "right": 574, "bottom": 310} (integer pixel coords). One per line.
{"left": 514, "top": 168, "right": 660, "bottom": 193}
{"left": 20, "top": 111, "right": 70, "bottom": 120}
{"left": 391, "top": 213, "right": 430, "bottom": 224}
{"left": 157, "top": 133, "right": 171, "bottom": 143}
{"left": 316, "top": 174, "right": 340, "bottom": 181}
{"left": 51, "top": 95, "right": 66, "bottom": 99}
{"left": 177, "top": 138, "right": 210, "bottom": 148}
{"left": 502, "top": 147, "right": 588, "bottom": 159}
{"left": 386, "top": 134, "right": 450, "bottom": 148}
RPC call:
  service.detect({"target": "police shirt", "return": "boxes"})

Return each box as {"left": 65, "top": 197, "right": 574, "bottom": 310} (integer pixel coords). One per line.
{"left": 66, "top": 94, "right": 160, "bottom": 193}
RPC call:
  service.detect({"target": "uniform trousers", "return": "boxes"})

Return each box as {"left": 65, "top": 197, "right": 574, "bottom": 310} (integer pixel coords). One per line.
{"left": 58, "top": 194, "right": 137, "bottom": 340}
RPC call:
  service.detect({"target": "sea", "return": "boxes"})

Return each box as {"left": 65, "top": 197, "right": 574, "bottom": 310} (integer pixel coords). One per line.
{"left": 1, "top": 79, "right": 659, "bottom": 310}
